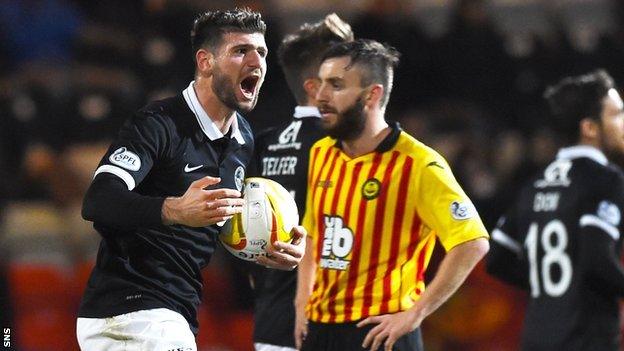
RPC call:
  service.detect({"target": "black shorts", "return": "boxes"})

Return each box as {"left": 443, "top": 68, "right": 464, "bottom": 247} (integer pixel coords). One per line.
{"left": 301, "top": 320, "right": 424, "bottom": 351}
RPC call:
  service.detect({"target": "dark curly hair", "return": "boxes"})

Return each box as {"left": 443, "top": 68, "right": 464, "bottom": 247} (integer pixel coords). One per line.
{"left": 544, "top": 69, "right": 615, "bottom": 144}
{"left": 277, "top": 13, "right": 354, "bottom": 104}
{"left": 190, "top": 8, "right": 266, "bottom": 59}
{"left": 322, "top": 39, "right": 400, "bottom": 108}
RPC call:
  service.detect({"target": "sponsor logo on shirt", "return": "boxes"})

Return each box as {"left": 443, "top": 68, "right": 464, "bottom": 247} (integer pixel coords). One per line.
{"left": 597, "top": 200, "right": 621, "bottom": 226}
{"left": 535, "top": 160, "right": 572, "bottom": 188}
{"left": 268, "top": 121, "right": 303, "bottom": 151}
{"left": 262, "top": 156, "right": 298, "bottom": 176}
{"left": 450, "top": 201, "right": 475, "bottom": 220}
{"left": 109, "top": 147, "right": 141, "bottom": 171}
{"left": 320, "top": 216, "right": 353, "bottom": 271}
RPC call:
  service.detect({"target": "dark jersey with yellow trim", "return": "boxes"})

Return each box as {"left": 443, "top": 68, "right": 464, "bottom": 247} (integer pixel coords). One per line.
{"left": 487, "top": 147, "right": 624, "bottom": 351}
{"left": 248, "top": 114, "right": 324, "bottom": 347}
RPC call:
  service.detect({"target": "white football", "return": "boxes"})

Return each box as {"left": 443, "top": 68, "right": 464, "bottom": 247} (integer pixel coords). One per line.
{"left": 219, "top": 177, "right": 299, "bottom": 261}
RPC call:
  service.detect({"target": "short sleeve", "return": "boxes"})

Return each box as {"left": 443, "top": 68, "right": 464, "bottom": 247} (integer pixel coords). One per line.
{"left": 578, "top": 171, "right": 624, "bottom": 242}
{"left": 416, "top": 156, "right": 489, "bottom": 251}
{"left": 486, "top": 202, "right": 528, "bottom": 288}
{"left": 93, "top": 111, "right": 170, "bottom": 191}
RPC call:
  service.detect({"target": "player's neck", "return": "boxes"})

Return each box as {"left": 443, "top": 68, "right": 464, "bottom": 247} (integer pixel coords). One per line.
{"left": 341, "top": 114, "right": 389, "bottom": 158}
{"left": 194, "top": 78, "right": 236, "bottom": 134}
{"left": 578, "top": 137, "right": 600, "bottom": 150}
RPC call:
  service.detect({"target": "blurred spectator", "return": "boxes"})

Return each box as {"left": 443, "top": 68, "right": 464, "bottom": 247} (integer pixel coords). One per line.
{"left": 439, "top": 0, "right": 513, "bottom": 120}
{"left": 0, "top": 0, "right": 83, "bottom": 68}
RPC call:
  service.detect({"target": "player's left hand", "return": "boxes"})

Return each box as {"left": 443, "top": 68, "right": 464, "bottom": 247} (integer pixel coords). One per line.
{"left": 357, "top": 310, "right": 421, "bottom": 351}
{"left": 256, "top": 225, "right": 306, "bottom": 270}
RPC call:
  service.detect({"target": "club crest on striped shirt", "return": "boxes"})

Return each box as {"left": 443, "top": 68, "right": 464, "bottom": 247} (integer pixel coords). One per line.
{"left": 362, "top": 178, "right": 381, "bottom": 200}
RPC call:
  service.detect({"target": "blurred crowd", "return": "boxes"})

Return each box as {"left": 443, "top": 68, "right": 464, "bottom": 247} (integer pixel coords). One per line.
{"left": 2, "top": 0, "right": 624, "bottom": 350}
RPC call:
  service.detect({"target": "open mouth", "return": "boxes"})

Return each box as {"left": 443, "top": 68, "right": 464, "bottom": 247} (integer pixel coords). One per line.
{"left": 240, "top": 76, "right": 259, "bottom": 100}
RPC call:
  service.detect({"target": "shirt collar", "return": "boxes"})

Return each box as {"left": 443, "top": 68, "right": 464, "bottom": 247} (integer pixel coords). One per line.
{"left": 182, "top": 81, "right": 245, "bottom": 144}
{"left": 333, "top": 121, "right": 402, "bottom": 152}
{"left": 556, "top": 145, "right": 608, "bottom": 166}
{"left": 293, "top": 106, "right": 321, "bottom": 119}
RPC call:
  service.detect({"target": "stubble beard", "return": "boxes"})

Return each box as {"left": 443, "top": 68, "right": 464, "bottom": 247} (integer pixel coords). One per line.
{"left": 325, "top": 94, "right": 366, "bottom": 141}
{"left": 599, "top": 125, "right": 624, "bottom": 166}
{"left": 212, "top": 66, "right": 258, "bottom": 113}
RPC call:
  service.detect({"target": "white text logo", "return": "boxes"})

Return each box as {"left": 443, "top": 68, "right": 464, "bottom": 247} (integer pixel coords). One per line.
{"left": 109, "top": 147, "right": 141, "bottom": 171}
{"left": 268, "top": 121, "right": 303, "bottom": 151}
{"left": 319, "top": 216, "right": 353, "bottom": 271}
{"left": 262, "top": 156, "right": 297, "bottom": 176}
{"left": 535, "top": 160, "right": 572, "bottom": 188}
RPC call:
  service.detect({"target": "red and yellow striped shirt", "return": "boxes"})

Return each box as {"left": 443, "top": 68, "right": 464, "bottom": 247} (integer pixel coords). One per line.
{"left": 302, "top": 125, "right": 489, "bottom": 323}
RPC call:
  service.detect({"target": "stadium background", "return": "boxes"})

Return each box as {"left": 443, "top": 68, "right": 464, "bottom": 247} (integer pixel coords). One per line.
{"left": 0, "top": 0, "right": 623, "bottom": 350}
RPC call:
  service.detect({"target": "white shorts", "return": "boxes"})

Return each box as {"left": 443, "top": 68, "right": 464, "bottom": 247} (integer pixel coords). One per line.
{"left": 254, "top": 342, "right": 297, "bottom": 351}
{"left": 76, "top": 308, "right": 197, "bottom": 351}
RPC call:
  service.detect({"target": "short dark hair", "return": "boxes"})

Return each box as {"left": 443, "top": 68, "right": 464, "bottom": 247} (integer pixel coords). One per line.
{"left": 322, "top": 39, "right": 400, "bottom": 108}
{"left": 278, "top": 14, "right": 354, "bottom": 104}
{"left": 544, "top": 69, "right": 615, "bottom": 144}
{"left": 190, "top": 8, "right": 266, "bottom": 59}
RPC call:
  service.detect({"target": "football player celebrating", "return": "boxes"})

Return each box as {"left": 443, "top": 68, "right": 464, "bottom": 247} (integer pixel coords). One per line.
{"left": 487, "top": 70, "right": 624, "bottom": 351}
{"left": 76, "top": 9, "right": 305, "bottom": 351}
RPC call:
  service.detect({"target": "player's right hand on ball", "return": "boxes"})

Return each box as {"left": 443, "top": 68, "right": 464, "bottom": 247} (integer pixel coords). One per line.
{"left": 162, "top": 176, "right": 244, "bottom": 226}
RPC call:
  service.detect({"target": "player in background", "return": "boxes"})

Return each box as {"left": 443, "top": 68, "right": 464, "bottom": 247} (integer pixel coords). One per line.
{"left": 247, "top": 14, "right": 354, "bottom": 351}
{"left": 295, "top": 39, "right": 490, "bottom": 351}
{"left": 76, "top": 9, "right": 305, "bottom": 351}
{"left": 487, "top": 70, "right": 624, "bottom": 351}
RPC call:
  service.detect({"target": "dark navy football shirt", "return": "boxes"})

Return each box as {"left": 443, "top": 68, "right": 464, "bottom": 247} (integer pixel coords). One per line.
{"left": 488, "top": 146, "right": 624, "bottom": 351}
{"left": 78, "top": 82, "right": 254, "bottom": 334}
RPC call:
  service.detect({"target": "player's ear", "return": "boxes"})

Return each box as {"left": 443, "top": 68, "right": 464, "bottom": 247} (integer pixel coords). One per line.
{"left": 195, "top": 49, "right": 215, "bottom": 76}
{"left": 303, "top": 78, "right": 320, "bottom": 101}
{"left": 365, "top": 84, "right": 384, "bottom": 107}
{"left": 579, "top": 118, "right": 599, "bottom": 140}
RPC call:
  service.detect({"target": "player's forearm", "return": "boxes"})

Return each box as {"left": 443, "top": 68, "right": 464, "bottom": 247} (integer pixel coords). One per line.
{"left": 294, "top": 238, "right": 315, "bottom": 350}
{"left": 295, "top": 236, "right": 317, "bottom": 309}
{"left": 486, "top": 243, "right": 529, "bottom": 289}
{"left": 407, "top": 238, "right": 489, "bottom": 322}
{"left": 161, "top": 196, "right": 182, "bottom": 225}
{"left": 582, "top": 227, "right": 624, "bottom": 295}
{"left": 82, "top": 175, "right": 165, "bottom": 228}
